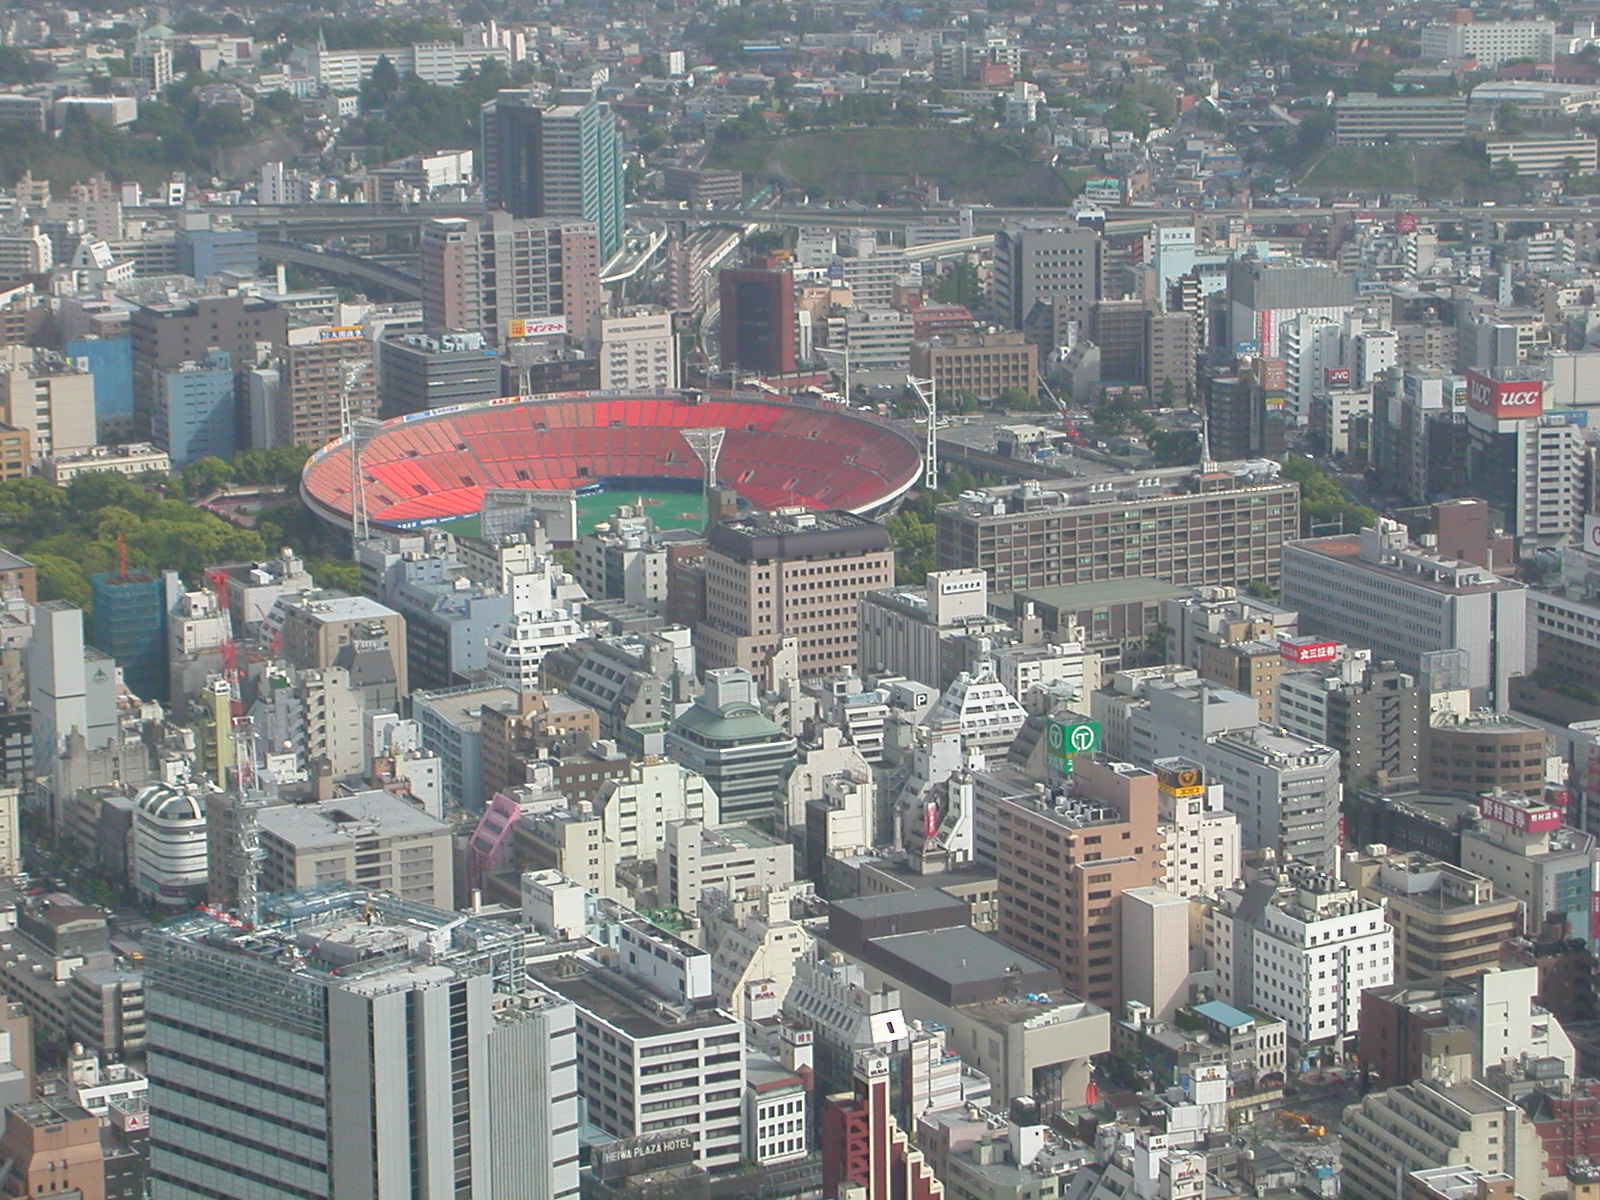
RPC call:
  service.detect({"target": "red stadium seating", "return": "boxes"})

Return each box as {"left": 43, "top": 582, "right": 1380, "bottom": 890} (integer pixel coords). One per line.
{"left": 301, "top": 392, "right": 921, "bottom": 529}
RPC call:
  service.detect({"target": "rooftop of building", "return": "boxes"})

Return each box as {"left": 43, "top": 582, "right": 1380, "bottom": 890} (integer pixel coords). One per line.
{"left": 283, "top": 590, "right": 401, "bottom": 623}
{"left": 0, "top": 549, "right": 32, "bottom": 573}
{"left": 255, "top": 790, "right": 449, "bottom": 851}
{"left": 831, "top": 890, "right": 967, "bottom": 924}
{"left": 670, "top": 697, "right": 788, "bottom": 745}
{"left": 148, "top": 883, "right": 520, "bottom": 990}
{"left": 707, "top": 508, "right": 893, "bottom": 561}
{"left": 868, "top": 924, "right": 1056, "bottom": 993}
{"left": 526, "top": 955, "right": 734, "bottom": 1040}
{"left": 6, "top": 1098, "right": 96, "bottom": 1129}
{"left": 1191, "top": 1000, "right": 1260, "bottom": 1030}
{"left": 1005, "top": 578, "right": 1188, "bottom": 612}
{"left": 693, "top": 823, "right": 788, "bottom": 854}
{"left": 415, "top": 684, "right": 522, "bottom": 728}
{"left": 1287, "top": 534, "right": 1521, "bottom": 595}
{"left": 948, "top": 463, "right": 1291, "bottom": 520}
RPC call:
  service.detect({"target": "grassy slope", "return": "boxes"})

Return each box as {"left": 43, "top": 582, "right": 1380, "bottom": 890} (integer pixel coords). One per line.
{"left": 1299, "top": 144, "right": 1497, "bottom": 200}
{"left": 711, "top": 127, "right": 1080, "bottom": 204}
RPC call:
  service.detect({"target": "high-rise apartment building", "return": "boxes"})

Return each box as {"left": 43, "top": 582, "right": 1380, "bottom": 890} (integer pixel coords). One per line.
{"left": 665, "top": 668, "right": 797, "bottom": 826}
{"left": 719, "top": 268, "right": 796, "bottom": 375}
{"left": 1127, "top": 678, "right": 1342, "bottom": 869}
{"left": 1342, "top": 848, "right": 1521, "bottom": 984}
{"left": 909, "top": 328, "right": 1038, "bottom": 404}
{"left": 0, "top": 346, "right": 96, "bottom": 463}
{"left": 1460, "top": 790, "right": 1593, "bottom": 939}
{"left": 936, "top": 466, "right": 1299, "bottom": 595}
{"left": 527, "top": 917, "right": 745, "bottom": 1173}
{"left": 1276, "top": 655, "right": 1422, "bottom": 789}
{"left": 1226, "top": 259, "right": 1358, "bottom": 358}
{"left": 145, "top": 886, "right": 569, "bottom": 1200}
{"left": 995, "top": 757, "right": 1164, "bottom": 1014}
{"left": 820, "top": 1051, "right": 944, "bottom": 1200}
{"left": 696, "top": 510, "right": 895, "bottom": 678}
{"left": 130, "top": 295, "right": 287, "bottom": 440}
{"left": 992, "top": 224, "right": 1103, "bottom": 337}
{"left": 152, "top": 349, "right": 234, "bottom": 465}
{"left": 254, "top": 790, "right": 455, "bottom": 909}
{"left": 1420, "top": 18, "right": 1556, "bottom": 67}
{"left": 421, "top": 213, "right": 601, "bottom": 347}
{"left": 480, "top": 92, "right": 624, "bottom": 261}
{"left": 274, "top": 326, "right": 377, "bottom": 448}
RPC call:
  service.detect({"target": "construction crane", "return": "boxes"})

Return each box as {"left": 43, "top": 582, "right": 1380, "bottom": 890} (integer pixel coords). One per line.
{"left": 204, "top": 567, "right": 241, "bottom": 717}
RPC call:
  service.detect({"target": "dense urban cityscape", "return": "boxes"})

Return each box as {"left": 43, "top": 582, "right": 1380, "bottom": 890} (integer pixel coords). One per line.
{"left": 1, "top": 0, "right": 1600, "bottom": 1197}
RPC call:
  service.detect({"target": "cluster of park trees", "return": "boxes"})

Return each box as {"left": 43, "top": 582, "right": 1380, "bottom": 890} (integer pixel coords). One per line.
{"left": 0, "top": 446, "right": 356, "bottom": 611}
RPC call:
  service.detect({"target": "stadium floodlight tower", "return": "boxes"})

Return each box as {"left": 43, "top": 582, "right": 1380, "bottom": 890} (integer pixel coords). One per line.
{"left": 906, "top": 373, "right": 938, "bottom": 490}
{"left": 682, "top": 427, "right": 726, "bottom": 514}
{"left": 349, "top": 417, "right": 383, "bottom": 555}
{"left": 338, "top": 355, "right": 379, "bottom": 559}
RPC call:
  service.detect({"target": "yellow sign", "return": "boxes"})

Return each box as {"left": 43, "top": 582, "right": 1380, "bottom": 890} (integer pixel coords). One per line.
{"left": 1160, "top": 785, "right": 1205, "bottom": 798}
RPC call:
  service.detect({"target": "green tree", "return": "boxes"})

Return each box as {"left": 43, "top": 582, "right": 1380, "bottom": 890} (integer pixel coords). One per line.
{"left": 180, "top": 457, "right": 236, "bottom": 498}
{"left": 933, "top": 260, "right": 980, "bottom": 308}
{"left": 1150, "top": 429, "right": 1200, "bottom": 466}
{"left": 363, "top": 54, "right": 402, "bottom": 111}
{"left": 33, "top": 554, "right": 91, "bottom": 608}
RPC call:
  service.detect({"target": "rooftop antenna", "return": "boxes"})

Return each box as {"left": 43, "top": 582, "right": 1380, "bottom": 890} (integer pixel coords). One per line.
{"left": 1198, "top": 405, "right": 1216, "bottom": 474}
{"left": 682, "top": 427, "right": 726, "bottom": 517}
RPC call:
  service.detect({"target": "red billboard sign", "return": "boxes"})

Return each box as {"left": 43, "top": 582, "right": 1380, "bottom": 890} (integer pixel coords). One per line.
{"left": 1281, "top": 638, "right": 1340, "bottom": 664}
{"left": 1481, "top": 794, "right": 1563, "bottom": 834}
{"left": 1396, "top": 213, "right": 1418, "bottom": 235}
{"left": 1466, "top": 370, "right": 1543, "bottom": 419}
{"left": 1324, "top": 367, "right": 1351, "bottom": 387}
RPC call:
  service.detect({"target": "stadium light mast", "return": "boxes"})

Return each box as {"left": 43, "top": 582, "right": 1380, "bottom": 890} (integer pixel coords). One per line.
{"left": 815, "top": 344, "right": 851, "bottom": 406}
{"left": 349, "top": 417, "right": 382, "bottom": 557}
{"left": 682, "top": 427, "right": 726, "bottom": 519}
{"left": 906, "top": 373, "right": 938, "bottom": 491}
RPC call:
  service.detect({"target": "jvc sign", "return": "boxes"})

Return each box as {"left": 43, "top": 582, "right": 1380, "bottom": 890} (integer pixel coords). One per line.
{"left": 1466, "top": 370, "right": 1543, "bottom": 420}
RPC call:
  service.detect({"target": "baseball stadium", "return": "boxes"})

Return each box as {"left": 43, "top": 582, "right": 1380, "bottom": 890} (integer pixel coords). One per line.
{"left": 299, "top": 390, "right": 925, "bottom": 538}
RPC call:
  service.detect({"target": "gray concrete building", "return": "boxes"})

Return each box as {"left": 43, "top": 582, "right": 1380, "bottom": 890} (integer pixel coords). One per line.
{"left": 378, "top": 330, "right": 502, "bottom": 417}
{"left": 255, "top": 789, "right": 456, "bottom": 910}
{"left": 936, "top": 465, "right": 1299, "bottom": 596}
{"left": 1280, "top": 519, "right": 1527, "bottom": 710}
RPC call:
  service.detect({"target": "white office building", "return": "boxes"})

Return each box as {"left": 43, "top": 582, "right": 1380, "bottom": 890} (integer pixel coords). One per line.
{"left": 530, "top": 917, "right": 746, "bottom": 1172}
{"left": 595, "top": 757, "right": 721, "bottom": 862}
{"left": 131, "top": 782, "right": 209, "bottom": 909}
{"left": 1421, "top": 19, "right": 1556, "bottom": 68}
{"left": 592, "top": 308, "right": 678, "bottom": 391}
{"left": 1152, "top": 758, "right": 1241, "bottom": 899}
{"left": 1207, "top": 866, "right": 1393, "bottom": 1055}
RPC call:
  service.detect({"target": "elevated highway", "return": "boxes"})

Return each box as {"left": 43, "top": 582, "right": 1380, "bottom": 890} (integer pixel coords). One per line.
{"left": 257, "top": 239, "right": 421, "bottom": 298}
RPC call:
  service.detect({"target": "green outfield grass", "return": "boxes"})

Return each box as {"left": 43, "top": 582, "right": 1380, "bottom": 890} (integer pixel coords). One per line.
{"left": 434, "top": 485, "right": 707, "bottom": 541}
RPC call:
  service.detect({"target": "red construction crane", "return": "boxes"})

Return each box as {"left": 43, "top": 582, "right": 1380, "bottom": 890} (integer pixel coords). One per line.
{"left": 206, "top": 567, "right": 242, "bottom": 717}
